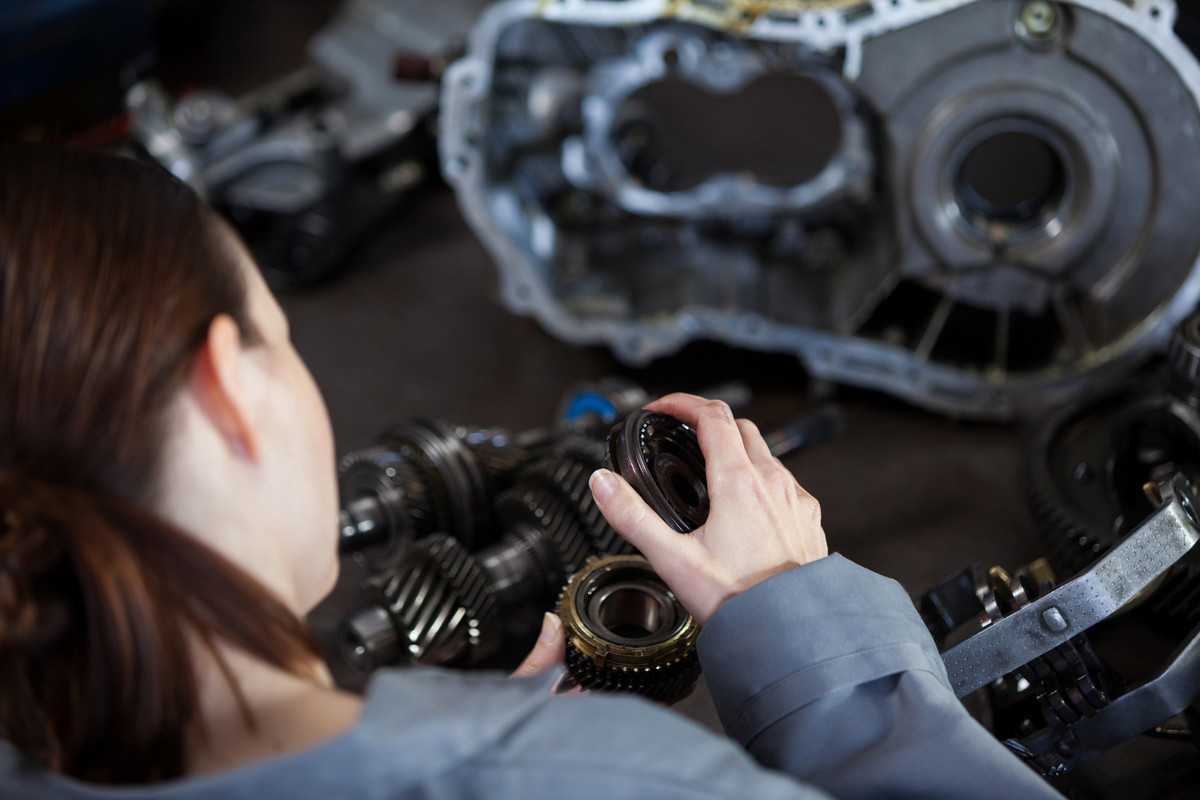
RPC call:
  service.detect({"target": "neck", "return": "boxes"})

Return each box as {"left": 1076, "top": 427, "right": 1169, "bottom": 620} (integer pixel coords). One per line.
{"left": 185, "top": 641, "right": 362, "bottom": 777}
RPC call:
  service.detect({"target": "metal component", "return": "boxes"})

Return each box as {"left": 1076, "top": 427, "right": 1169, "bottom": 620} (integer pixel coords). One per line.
{"left": 442, "top": 0, "right": 1200, "bottom": 419}
{"left": 763, "top": 405, "right": 846, "bottom": 458}
{"left": 1018, "top": 1, "right": 1061, "bottom": 38}
{"left": 558, "top": 554, "right": 701, "bottom": 701}
{"left": 129, "top": 0, "right": 492, "bottom": 285}
{"left": 485, "top": 440, "right": 636, "bottom": 605}
{"left": 339, "top": 533, "right": 501, "bottom": 670}
{"left": 606, "top": 411, "right": 709, "bottom": 533}
{"left": 335, "top": 380, "right": 842, "bottom": 672}
{"left": 337, "top": 419, "right": 491, "bottom": 563}
{"left": 943, "top": 477, "right": 1200, "bottom": 698}
{"left": 1026, "top": 311, "right": 1200, "bottom": 625}
{"left": 1041, "top": 606, "right": 1068, "bottom": 633}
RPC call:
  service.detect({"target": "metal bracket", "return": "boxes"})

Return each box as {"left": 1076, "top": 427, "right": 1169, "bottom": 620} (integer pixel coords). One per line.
{"left": 942, "top": 474, "right": 1200, "bottom": 697}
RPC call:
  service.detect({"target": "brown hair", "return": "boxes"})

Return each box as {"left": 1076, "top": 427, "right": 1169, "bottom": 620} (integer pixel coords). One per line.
{"left": 0, "top": 145, "right": 321, "bottom": 784}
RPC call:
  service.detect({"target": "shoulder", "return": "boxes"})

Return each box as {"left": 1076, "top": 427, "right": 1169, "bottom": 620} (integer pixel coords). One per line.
{"left": 353, "top": 667, "right": 816, "bottom": 799}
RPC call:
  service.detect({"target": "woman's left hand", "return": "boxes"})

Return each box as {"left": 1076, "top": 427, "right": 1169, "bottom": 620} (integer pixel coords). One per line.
{"left": 509, "top": 612, "right": 567, "bottom": 678}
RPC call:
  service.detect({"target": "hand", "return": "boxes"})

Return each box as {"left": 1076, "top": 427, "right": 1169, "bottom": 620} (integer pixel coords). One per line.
{"left": 510, "top": 612, "right": 566, "bottom": 679}
{"left": 589, "top": 393, "right": 828, "bottom": 626}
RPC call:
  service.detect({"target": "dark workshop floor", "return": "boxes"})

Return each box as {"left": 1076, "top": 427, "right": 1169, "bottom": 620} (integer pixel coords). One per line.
{"left": 159, "top": 2, "right": 1200, "bottom": 797}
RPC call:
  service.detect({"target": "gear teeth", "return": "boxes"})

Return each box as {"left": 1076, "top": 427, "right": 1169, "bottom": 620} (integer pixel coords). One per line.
{"left": 564, "top": 639, "right": 700, "bottom": 702}
{"left": 375, "top": 533, "right": 500, "bottom": 666}
{"left": 378, "top": 420, "right": 492, "bottom": 548}
{"left": 495, "top": 444, "right": 636, "bottom": 594}
{"left": 557, "top": 555, "right": 701, "bottom": 702}
{"left": 338, "top": 446, "right": 438, "bottom": 538}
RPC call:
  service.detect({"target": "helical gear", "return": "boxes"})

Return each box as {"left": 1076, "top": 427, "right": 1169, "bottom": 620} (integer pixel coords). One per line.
{"left": 342, "top": 533, "right": 501, "bottom": 669}
{"left": 376, "top": 420, "right": 492, "bottom": 548}
{"left": 558, "top": 554, "right": 701, "bottom": 702}
{"left": 496, "top": 440, "right": 634, "bottom": 574}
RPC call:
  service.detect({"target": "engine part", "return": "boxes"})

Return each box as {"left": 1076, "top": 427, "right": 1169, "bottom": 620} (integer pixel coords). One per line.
{"left": 340, "top": 437, "right": 634, "bottom": 671}
{"left": 336, "top": 382, "right": 844, "bottom": 673}
{"left": 922, "top": 476, "right": 1200, "bottom": 772}
{"left": 606, "top": 411, "right": 709, "bottom": 533}
{"left": 486, "top": 438, "right": 634, "bottom": 605}
{"left": 338, "top": 419, "right": 493, "bottom": 563}
{"left": 558, "top": 554, "right": 701, "bottom": 701}
{"left": 128, "top": 0, "right": 492, "bottom": 286}
{"left": 441, "top": 0, "right": 1200, "bottom": 419}
{"left": 1027, "top": 311, "right": 1200, "bottom": 630}
{"left": 340, "top": 532, "right": 501, "bottom": 670}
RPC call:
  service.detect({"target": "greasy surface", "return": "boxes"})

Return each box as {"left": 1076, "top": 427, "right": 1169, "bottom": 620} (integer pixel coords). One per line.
{"left": 162, "top": 2, "right": 1199, "bottom": 797}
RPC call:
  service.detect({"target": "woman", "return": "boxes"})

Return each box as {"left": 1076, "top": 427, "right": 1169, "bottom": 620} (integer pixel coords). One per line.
{"left": 0, "top": 146, "right": 1063, "bottom": 798}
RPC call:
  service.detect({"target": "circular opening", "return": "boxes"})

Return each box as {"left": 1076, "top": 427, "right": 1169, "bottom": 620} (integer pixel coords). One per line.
{"left": 955, "top": 130, "right": 1065, "bottom": 224}
{"left": 597, "top": 585, "right": 667, "bottom": 640}
{"left": 670, "top": 470, "right": 702, "bottom": 509}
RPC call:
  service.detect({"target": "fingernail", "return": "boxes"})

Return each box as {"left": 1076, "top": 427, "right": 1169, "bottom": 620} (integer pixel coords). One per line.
{"left": 540, "top": 612, "right": 561, "bottom": 644}
{"left": 589, "top": 469, "right": 618, "bottom": 504}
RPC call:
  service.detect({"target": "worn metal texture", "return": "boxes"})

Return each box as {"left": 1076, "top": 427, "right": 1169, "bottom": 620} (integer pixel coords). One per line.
{"left": 942, "top": 480, "right": 1200, "bottom": 697}
{"left": 441, "top": 0, "right": 1200, "bottom": 420}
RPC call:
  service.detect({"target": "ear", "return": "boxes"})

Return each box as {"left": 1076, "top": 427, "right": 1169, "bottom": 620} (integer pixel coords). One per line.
{"left": 188, "top": 314, "right": 260, "bottom": 461}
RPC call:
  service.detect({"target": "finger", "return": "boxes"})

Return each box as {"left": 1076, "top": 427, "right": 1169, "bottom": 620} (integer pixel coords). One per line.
{"left": 646, "top": 394, "right": 750, "bottom": 476}
{"left": 736, "top": 418, "right": 776, "bottom": 467}
{"left": 589, "top": 468, "right": 692, "bottom": 566}
{"left": 510, "top": 613, "right": 566, "bottom": 679}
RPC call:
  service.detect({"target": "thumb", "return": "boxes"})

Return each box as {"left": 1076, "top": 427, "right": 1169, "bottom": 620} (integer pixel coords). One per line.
{"left": 589, "top": 468, "right": 687, "bottom": 566}
{"left": 510, "top": 613, "right": 565, "bottom": 679}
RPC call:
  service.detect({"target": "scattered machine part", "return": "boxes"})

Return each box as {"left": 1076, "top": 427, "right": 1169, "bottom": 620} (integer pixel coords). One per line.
{"left": 338, "top": 419, "right": 497, "bottom": 565}
{"left": 606, "top": 411, "right": 709, "bottom": 533}
{"left": 336, "top": 381, "right": 845, "bottom": 674}
{"left": 441, "top": 0, "right": 1200, "bottom": 419}
{"left": 920, "top": 476, "right": 1200, "bottom": 774}
{"left": 340, "top": 434, "right": 634, "bottom": 671}
{"left": 129, "top": 0, "right": 492, "bottom": 286}
{"left": 340, "top": 532, "right": 502, "bottom": 669}
{"left": 558, "top": 554, "right": 701, "bottom": 701}
{"left": 1027, "top": 311, "right": 1200, "bottom": 632}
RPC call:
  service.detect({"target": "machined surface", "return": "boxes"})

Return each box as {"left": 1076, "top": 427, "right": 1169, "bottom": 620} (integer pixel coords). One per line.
{"left": 943, "top": 481, "right": 1200, "bottom": 697}
{"left": 605, "top": 410, "right": 709, "bottom": 532}
{"left": 441, "top": 0, "right": 1200, "bottom": 419}
{"left": 558, "top": 554, "right": 701, "bottom": 700}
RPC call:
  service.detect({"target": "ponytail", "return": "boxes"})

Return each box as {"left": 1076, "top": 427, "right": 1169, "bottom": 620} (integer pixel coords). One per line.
{"left": 0, "top": 470, "right": 321, "bottom": 784}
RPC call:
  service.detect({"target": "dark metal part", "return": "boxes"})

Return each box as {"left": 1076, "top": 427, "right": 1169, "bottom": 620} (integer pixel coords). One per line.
{"left": 338, "top": 419, "right": 492, "bottom": 561}
{"left": 943, "top": 476, "right": 1200, "bottom": 697}
{"left": 1026, "top": 311, "right": 1200, "bottom": 623}
{"left": 339, "top": 532, "right": 501, "bottom": 671}
{"left": 558, "top": 554, "right": 701, "bottom": 701}
{"left": 606, "top": 410, "right": 709, "bottom": 533}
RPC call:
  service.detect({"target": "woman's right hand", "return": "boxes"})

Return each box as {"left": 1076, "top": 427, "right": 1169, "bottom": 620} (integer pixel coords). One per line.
{"left": 589, "top": 393, "right": 829, "bottom": 626}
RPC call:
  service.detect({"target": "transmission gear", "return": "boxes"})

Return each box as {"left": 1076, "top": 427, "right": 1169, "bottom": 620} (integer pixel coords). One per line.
{"left": 558, "top": 554, "right": 700, "bottom": 702}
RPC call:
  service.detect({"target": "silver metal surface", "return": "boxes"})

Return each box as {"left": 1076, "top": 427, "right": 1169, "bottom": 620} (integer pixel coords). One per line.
{"left": 942, "top": 477, "right": 1200, "bottom": 697}
{"left": 442, "top": 0, "right": 1200, "bottom": 419}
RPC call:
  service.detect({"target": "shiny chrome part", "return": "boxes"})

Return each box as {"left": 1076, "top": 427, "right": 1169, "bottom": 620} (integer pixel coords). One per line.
{"left": 442, "top": 0, "right": 1200, "bottom": 419}
{"left": 943, "top": 475, "right": 1200, "bottom": 697}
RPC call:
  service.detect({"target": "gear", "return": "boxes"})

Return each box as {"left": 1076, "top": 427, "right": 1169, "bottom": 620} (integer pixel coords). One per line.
{"left": 606, "top": 411, "right": 708, "bottom": 533}
{"left": 340, "top": 533, "right": 500, "bottom": 669}
{"left": 376, "top": 420, "right": 492, "bottom": 548}
{"left": 558, "top": 554, "right": 701, "bottom": 702}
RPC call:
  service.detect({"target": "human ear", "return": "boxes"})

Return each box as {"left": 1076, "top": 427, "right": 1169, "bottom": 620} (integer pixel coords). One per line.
{"left": 188, "top": 314, "right": 260, "bottom": 461}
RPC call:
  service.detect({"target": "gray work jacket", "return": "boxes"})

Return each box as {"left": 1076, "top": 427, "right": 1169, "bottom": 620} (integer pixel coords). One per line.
{"left": 0, "top": 554, "right": 1065, "bottom": 799}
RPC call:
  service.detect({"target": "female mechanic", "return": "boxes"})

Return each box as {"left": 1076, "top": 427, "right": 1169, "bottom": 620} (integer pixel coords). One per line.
{"left": 0, "top": 145, "right": 1063, "bottom": 798}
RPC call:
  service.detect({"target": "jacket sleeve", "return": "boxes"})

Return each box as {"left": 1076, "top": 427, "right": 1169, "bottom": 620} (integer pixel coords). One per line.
{"left": 697, "top": 553, "right": 1066, "bottom": 800}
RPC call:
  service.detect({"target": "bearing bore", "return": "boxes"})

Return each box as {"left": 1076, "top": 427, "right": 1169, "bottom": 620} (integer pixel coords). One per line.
{"left": 558, "top": 554, "right": 700, "bottom": 701}
{"left": 606, "top": 410, "right": 708, "bottom": 533}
